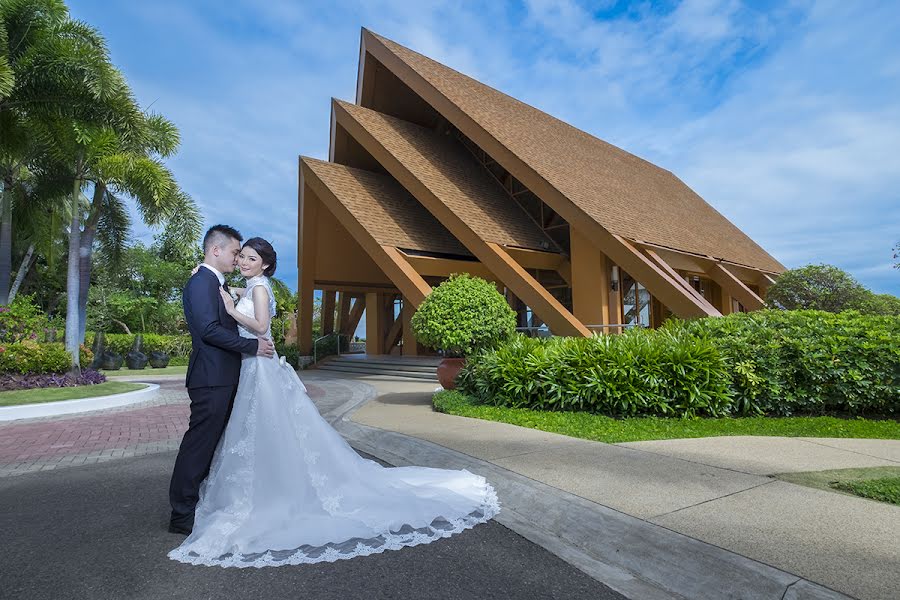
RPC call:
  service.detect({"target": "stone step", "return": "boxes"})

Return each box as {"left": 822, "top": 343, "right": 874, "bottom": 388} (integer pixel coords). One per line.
{"left": 324, "top": 359, "right": 438, "bottom": 373}
{"left": 315, "top": 363, "right": 439, "bottom": 381}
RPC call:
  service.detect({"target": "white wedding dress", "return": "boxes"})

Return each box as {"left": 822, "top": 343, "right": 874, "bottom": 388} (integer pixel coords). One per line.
{"left": 168, "top": 275, "right": 499, "bottom": 567}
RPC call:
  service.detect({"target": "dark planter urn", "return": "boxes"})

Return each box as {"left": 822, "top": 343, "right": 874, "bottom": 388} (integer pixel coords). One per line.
{"left": 436, "top": 357, "right": 466, "bottom": 390}
{"left": 90, "top": 331, "right": 107, "bottom": 369}
{"left": 126, "top": 351, "right": 149, "bottom": 370}
{"left": 101, "top": 351, "right": 123, "bottom": 371}
{"left": 149, "top": 351, "right": 170, "bottom": 368}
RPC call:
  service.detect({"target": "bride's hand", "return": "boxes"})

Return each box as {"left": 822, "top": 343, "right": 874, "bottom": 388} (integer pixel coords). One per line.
{"left": 219, "top": 287, "right": 235, "bottom": 313}
{"left": 191, "top": 263, "right": 201, "bottom": 276}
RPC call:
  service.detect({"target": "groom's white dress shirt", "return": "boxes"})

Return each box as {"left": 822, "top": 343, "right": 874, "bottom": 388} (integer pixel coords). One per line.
{"left": 201, "top": 263, "right": 225, "bottom": 286}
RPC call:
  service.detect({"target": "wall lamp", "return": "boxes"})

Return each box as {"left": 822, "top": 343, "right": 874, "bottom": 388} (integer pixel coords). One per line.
{"left": 610, "top": 265, "right": 620, "bottom": 292}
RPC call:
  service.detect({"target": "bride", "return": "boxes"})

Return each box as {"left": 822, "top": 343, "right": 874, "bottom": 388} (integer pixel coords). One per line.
{"left": 168, "top": 237, "right": 499, "bottom": 567}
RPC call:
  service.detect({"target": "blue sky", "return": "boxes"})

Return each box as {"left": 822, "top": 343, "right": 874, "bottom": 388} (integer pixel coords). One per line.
{"left": 70, "top": 0, "right": 900, "bottom": 300}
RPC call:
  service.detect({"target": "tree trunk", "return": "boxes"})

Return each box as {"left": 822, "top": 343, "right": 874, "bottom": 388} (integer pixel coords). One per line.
{"left": 111, "top": 318, "right": 131, "bottom": 335}
{"left": 65, "top": 176, "right": 83, "bottom": 375}
{"left": 77, "top": 184, "right": 104, "bottom": 343}
{"left": 8, "top": 242, "right": 35, "bottom": 303}
{"left": 0, "top": 181, "right": 12, "bottom": 305}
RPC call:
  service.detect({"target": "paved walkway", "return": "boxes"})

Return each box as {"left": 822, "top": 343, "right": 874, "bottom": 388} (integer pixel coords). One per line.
{"left": 0, "top": 377, "right": 324, "bottom": 477}
{"left": 0, "top": 375, "right": 621, "bottom": 600}
{"left": 333, "top": 372, "right": 899, "bottom": 600}
{"left": 3, "top": 371, "right": 898, "bottom": 599}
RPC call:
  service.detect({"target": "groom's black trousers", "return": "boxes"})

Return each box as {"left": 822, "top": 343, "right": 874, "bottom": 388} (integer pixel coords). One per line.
{"left": 169, "top": 384, "right": 239, "bottom": 527}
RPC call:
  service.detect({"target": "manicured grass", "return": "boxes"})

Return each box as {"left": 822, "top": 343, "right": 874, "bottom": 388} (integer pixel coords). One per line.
{"left": 433, "top": 390, "right": 900, "bottom": 444}
{"left": 777, "top": 467, "right": 900, "bottom": 506}
{"left": 103, "top": 365, "right": 187, "bottom": 377}
{"left": 0, "top": 382, "right": 146, "bottom": 406}
{"left": 833, "top": 476, "right": 900, "bottom": 505}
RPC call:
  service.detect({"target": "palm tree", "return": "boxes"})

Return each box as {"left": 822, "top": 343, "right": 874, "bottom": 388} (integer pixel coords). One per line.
{"left": 0, "top": 0, "right": 115, "bottom": 305}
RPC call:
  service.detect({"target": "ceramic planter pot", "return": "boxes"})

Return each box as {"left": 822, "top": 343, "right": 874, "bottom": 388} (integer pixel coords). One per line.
{"left": 125, "top": 351, "right": 148, "bottom": 370}
{"left": 436, "top": 357, "right": 466, "bottom": 390}
{"left": 149, "top": 351, "right": 170, "bottom": 368}
{"left": 101, "top": 351, "right": 123, "bottom": 371}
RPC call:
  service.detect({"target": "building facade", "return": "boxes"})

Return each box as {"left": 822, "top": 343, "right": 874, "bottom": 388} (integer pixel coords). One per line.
{"left": 297, "top": 29, "right": 784, "bottom": 356}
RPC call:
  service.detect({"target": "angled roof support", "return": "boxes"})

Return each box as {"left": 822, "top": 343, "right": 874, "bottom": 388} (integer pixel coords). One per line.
{"left": 643, "top": 248, "right": 721, "bottom": 316}
{"left": 706, "top": 262, "right": 765, "bottom": 311}
{"left": 333, "top": 100, "right": 589, "bottom": 337}
{"left": 302, "top": 159, "right": 432, "bottom": 307}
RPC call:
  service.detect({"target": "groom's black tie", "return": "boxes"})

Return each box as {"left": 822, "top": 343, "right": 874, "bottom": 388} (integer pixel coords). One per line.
{"left": 222, "top": 282, "right": 230, "bottom": 293}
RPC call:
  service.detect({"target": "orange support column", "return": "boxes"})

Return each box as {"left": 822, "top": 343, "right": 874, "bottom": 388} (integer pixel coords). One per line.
{"left": 570, "top": 227, "right": 610, "bottom": 332}
{"left": 401, "top": 298, "right": 419, "bottom": 356}
{"left": 298, "top": 176, "right": 318, "bottom": 356}
{"left": 365, "top": 292, "right": 386, "bottom": 355}
{"left": 322, "top": 291, "right": 336, "bottom": 335}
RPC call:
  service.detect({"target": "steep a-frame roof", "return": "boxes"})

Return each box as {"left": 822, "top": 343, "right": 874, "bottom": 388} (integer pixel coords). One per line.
{"left": 362, "top": 30, "right": 784, "bottom": 274}
{"left": 301, "top": 157, "right": 470, "bottom": 257}
{"left": 335, "top": 100, "right": 558, "bottom": 254}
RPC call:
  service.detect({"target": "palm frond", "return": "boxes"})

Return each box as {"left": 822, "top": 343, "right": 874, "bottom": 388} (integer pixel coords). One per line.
{"left": 96, "top": 189, "right": 130, "bottom": 265}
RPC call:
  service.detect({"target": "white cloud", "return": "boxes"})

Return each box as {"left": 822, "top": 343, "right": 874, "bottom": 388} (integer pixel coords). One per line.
{"left": 71, "top": 0, "right": 899, "bottom": 296}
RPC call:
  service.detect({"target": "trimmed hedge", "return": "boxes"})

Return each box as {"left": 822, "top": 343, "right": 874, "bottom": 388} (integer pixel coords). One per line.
{"left": 85, "top": 333, "right": 192, "bottom": 359}
{"left": 0, "top": 341, "right": 93, "bottom": 374}
{"left": 458, "top": 310, "right": 900, "bottom": 419}
{"left": 457, "top": 328, "right": 733, "bottom": 418}
{"left": 411, "top": 274, "right": 516, "bottom": 357}
{"left": 668, "top": 310, "right": 900, "bottom": 416}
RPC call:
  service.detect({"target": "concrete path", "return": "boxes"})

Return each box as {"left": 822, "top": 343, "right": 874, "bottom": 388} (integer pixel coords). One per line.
{"left": 331, "top": 372, "right": 899, "bottom": 600}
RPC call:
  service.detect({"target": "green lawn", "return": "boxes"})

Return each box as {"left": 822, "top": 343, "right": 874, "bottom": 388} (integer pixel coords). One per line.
{"left": 833, "top": 477, "right": 900, "bottom": 505}
{"left": 103, "top": 365, "right": 187, "bottom": 377}
{"left": 433, "top": 390, "right": 900, "bottom": 444}
{"left": 0, "top": 382, "right": 147, "bottom": 407}
{"left": 777, "top": 467, "right": 900, "bottom": 506}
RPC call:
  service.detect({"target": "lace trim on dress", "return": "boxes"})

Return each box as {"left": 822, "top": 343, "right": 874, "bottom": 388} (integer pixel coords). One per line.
{"left": 167, "top": 484, "right": 500, "bottom": 568}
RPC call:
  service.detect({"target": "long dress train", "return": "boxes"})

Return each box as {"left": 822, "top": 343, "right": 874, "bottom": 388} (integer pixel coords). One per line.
{"left": 168, "top": 276, "right": 499, "bottom": 567}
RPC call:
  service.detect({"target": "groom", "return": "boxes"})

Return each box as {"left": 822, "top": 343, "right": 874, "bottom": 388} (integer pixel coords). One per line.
{"left": 168, "top": 224, "right": 275, "bottom": 535}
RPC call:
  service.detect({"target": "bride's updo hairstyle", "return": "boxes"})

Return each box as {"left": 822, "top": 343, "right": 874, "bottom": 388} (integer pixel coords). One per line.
{"left": 243, "top": 237, "right": 277, "bottom": 277}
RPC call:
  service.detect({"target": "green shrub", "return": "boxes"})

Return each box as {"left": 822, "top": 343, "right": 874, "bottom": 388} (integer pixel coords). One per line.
{"left": 458, "top": 329, "right": 733, "bottom": 418}
{"left": 668, "top": 310, "right": 900, "bottom": 415}
{"left": 85, "top": 332, "right": 192, "bottom": 359}
{"left": 0, "top": 341, "right": 93, "bottom": 374}
{"left": 411, "top": 274, "right": 516, "bottom": 357}
{"left": 0, "top": 295, "right": 48, "bottom": 344}
{"left": 277, "top": 342, "right": 300, "bottom": 368}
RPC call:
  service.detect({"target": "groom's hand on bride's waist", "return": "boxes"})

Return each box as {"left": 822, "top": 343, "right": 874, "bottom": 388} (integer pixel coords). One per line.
{"left": 257, "top": 337, "right": 275, "bottom": 357}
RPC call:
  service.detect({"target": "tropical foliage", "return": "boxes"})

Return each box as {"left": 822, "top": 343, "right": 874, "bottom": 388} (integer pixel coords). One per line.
{"left": 459, "top": 311, "right": 899, "bottom": 418}
{"left": 0, "top": 0, "right": 199, "bottom": 373}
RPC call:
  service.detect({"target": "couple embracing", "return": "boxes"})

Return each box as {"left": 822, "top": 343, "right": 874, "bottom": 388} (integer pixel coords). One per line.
{"left": 167, "top": 225, "right": 499, "bottom": 567}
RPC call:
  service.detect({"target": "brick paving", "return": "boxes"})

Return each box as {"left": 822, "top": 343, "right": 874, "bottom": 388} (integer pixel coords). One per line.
{"left": 0, "top": 377, "right": 324, "bottom": 477}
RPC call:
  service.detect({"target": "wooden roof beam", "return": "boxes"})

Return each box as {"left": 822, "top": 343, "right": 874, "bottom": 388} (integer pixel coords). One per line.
{"left": 302, "top": 158, "right": 432, "bottom": 307}
{"left": 643, "top": 248, "right": 721, "bottom": 316}
{"left": 707, "top": 263, "right": 765, "bottom": 311}
{"left": 333, "top": 101, "right": 589, "bottom": 337}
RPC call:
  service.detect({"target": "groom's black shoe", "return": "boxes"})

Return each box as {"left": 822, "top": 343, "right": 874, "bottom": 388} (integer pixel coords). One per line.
{"left": 168, "top": 516, "right": 194, "bottom": 535}
{"left": 168, "top": 522, "right": 192, "bottom": 535}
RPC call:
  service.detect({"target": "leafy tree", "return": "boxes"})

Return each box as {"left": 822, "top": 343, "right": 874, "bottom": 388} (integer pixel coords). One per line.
{"left": 766, "top": 264, "right": 870, "bottom": 313}
{"left": 767, "top": 264, "right": 900, "bottom": 316}
{"left": 0, "top": 0, "right": 112, "bottom": 305}
{"left": 87, "top": 242, "right": 194, "bottom": 335}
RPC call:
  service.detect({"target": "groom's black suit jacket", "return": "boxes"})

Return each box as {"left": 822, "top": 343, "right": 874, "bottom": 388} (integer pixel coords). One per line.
{"left": 183, "top": 267, "right": 258, "bottom": 389}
